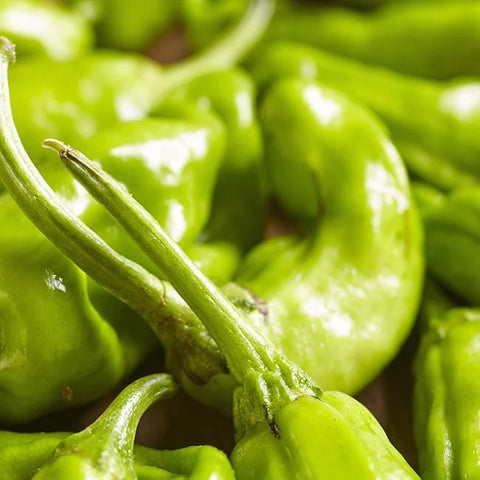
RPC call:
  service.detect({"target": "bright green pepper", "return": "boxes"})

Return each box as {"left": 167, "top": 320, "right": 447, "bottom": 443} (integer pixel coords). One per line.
{"left": 264, "top": 2, "right": 480, "bottom": 80}
{"left": 419, "top": 185, "right": 480, "bottom": 306}
{"left": 248, "top": 41, "right": 480, "bottom": 191}
{"left": 0, "top": 374, "right": 235, "bottom": 479}
{"left": 0, "top": 0, "right": 93, "bottom": 60}
{"left": 233, "top": 78, "right": 423, "bottom": 393}
{"left": 414, "top": 288, "right": 480, "bottom": 479}
{"left": 52, "top": 136, "right": 419, "bottom": 479}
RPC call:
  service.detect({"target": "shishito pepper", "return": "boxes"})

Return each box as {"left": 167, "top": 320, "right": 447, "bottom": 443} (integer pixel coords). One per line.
{"left": 414, "top": 284, "right": 480, "bottom": 480}
{"left": 49, "top": 134, "right": 419, "bottom": 479}
{"left": 0, "top": 0, "right": 93, "bottom": 60}
{"left": 248, "top": 41, "right": 480, "bottom": 191}
{"left": 0, "top": 0, "right": 274, "bottom": 421}
{"left": 233, "top": 78, "right": 423, "bottom": 393}
{"left": 0, "top": 374, "right": 235, "bottom": 479}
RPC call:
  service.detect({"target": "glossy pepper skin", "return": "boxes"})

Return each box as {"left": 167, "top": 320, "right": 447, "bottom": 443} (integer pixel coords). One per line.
{"left": 0, "top": 431, "right": 234, "bottom": 480}
{"left": 8, "top": 52, "right": 163, "bottom": 174}
{"left": 264, "top": 2, "right": 480, "bottom": 80}
{"left": 6, "top": 0, "right": 275, "bottom": 181}
{"left": 414, "top": 302, "right": 480, "bottom": 479}
{"left": 0, "top": 40, "right": 228, "bottom": 422}
{"left": 0, "top": 374, "right": 235, "bottom": 479}
{"left": 420, "top": 186, "right": 480, "bottom": 307}
{"left": 249, "top": 41, "right": 480, "bottom": 191}
{"left": 234, "top": 78, "right": 423, "bottom": 393}
{"left": 0, "top": 0, "right": 93, "bottom": 60}
{"left": 54, "top": 139, "right": 418, "bottom": 479}
{"left": 156, "top": 68, "right": 266, "bottom": 282}
{"left": 68, "top": 0, "right": 178, "bottom": 51}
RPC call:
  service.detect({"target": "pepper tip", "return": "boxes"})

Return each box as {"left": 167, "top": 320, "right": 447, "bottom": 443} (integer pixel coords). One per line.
{"left": 43, "top": 138, "right": 69, "bottom": 158}
{"left": 0, "top": 37, "right": 16, "bottom": 64}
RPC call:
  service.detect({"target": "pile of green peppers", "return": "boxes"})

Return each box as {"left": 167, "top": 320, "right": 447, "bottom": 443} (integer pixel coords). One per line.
{"left": 0, "top": 0, "right": 479, "bottom": 477}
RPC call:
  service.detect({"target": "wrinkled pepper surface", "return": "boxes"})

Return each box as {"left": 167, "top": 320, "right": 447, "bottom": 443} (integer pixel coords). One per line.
{"left": 414, "top": 288, "right": 480, "bottom": 479}
{"left": 155, "top": 68, "right": 266, "bottom": 282}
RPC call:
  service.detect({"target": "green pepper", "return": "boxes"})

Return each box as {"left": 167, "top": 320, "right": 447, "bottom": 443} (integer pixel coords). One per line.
{"left": 248, "top": 41, "right": 480, "bottom": 191}
{"left": 414, "top": 287, "right": 480, "bottom": 479}
{"left": 68, "top": 0, "right": 179, "bottom": 51}
{"left": 0, "top": 374, "right": 235, "bottom": 479}
{"left": 418, "top": 185, "right": 480, "bottom": 306}
{"left": 264, "top": 2, "right": 480, "bottom": 80}
{"left": 0, "top": 0, "right": 93, "bottom": 60}
{"left": 51, "top": 131, "right": 419, "bottom": 479}
{"left": 232, "top": 78, "right": 423, "bottom": 393}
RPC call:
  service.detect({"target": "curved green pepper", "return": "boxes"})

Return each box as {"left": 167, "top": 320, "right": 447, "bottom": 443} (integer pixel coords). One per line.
{"left": 234, "top": 78, "right": 423, "bottom": 393}
{"left": 264, "top": 2, "right": 480, "bottom": 80}
{"left": 248, "top": 41, "right": 480, "bottom": 190}
{"left": 54, "top": 139, "right": 419, "bottom": 478}
{"left": 414, "top": 298, "right": 480, "bottom": 479}
{"left": 0, "top": 0, "right": 93, "bottom": 60}
{"left": 0, "top": 374, "right": 235, "bottom": 479}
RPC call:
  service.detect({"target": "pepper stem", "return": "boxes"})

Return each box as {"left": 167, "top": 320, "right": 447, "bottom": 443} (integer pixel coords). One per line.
{"left": 50, "top": 138, "right": 322, "bottom": 403}
{"left": 0, "top": 37, "right": 225, "bottom": 384}
{"left": 45, "top": 138, "right": 268, "bottom": 381}
{"left": 164, "top": 0, "right": 276, "bottom": 90}
{"left": 35, "top": 374, "right": 177, "bottom": 478}
{"left": 49, "top": 138, "right": 321, "bottom": 434}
